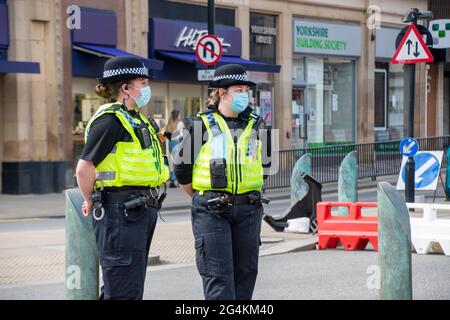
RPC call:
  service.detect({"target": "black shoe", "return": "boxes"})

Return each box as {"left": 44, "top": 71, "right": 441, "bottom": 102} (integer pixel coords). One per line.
{"left": 169, "top": 181, "right": 176, "bottom": 188}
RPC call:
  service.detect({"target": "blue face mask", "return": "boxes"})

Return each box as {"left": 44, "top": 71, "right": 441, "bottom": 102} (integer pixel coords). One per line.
{"left": 130, "top": 85, "right": 152, "bottom": 108}
{"left": 227, "top": 91, "right": 250, "bottom": 114}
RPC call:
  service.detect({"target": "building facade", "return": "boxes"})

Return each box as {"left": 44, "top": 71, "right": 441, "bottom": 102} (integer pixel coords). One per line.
{"left": 0, "top": 0, "right": 431, "bottom": 194}
{"left": 427, "top": 0, "right": 450, "bottom": 137}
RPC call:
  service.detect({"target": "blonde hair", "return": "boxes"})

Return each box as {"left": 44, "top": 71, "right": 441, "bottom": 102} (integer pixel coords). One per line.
{"left": 95, "top": 81, "right": 127, "bottom": 100}
{"left": 207, "top": 89, "right": 221, "bottom": 107}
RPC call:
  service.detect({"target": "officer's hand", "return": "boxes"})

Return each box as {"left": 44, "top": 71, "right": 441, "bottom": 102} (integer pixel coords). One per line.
{"left": 82, "top": 199, "right": 93, "bottom": 217}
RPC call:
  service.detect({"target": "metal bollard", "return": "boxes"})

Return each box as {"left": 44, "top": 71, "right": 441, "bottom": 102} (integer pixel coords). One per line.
{"left": 338, "top": 151, "right": 358, "bottom": 216}
{"left": 65, "top": 188, "right": 99, "bottom": 300}
{"left": 290, "top": 153, "right": 311, "bottom": 206}
{"left": 377, "top": 182, "right": 412, "bottom": 300}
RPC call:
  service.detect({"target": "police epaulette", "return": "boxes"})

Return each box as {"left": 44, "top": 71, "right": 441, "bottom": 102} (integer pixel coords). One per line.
{"left": 197, "top": 109, "right": 214, "bottom": 117}
{"left": 250, "top": 113, "right": 265, "bottom": 137}
{"left": 104, "top": 104, "right": 122, "bottom": 112}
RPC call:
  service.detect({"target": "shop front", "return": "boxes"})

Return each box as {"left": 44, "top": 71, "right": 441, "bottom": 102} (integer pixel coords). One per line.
{"left": 148, "top": 18, "right": 281, "bottom": 128}
{"left": 374, "top": 27, "right": 405, "bottom": 141}
{"left": 292, "top": 18, "right": 361, "bottom": 148}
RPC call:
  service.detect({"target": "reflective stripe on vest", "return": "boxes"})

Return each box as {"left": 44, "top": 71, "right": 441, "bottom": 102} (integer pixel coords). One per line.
{"left": 85, "top": 103, "right": 170, "bottom": 188}
{"left": 192, "top": 112, "right": 263, "bottom": 194}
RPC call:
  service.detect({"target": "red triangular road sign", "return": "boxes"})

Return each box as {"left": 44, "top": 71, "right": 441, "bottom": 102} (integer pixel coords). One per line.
{"left": 392, "top": 24, "right": 434, "bottom": 64}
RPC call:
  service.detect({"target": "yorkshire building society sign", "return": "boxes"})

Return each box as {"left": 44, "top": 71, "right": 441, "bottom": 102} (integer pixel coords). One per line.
{"left": 294, "top": 19, "right": 361, "bottom": 56}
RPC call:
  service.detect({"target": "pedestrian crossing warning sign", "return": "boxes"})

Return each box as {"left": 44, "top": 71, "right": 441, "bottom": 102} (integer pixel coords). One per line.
{"left": 392, "top": 24, "right": 434, "bottom": 64}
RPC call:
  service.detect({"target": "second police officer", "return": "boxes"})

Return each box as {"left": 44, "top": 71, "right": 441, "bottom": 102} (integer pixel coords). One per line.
{"left": 175, "top": 64, "right": 272, "bottom": 300}
{"left": 76, "top": 56, "right": 169, "bottom": 300}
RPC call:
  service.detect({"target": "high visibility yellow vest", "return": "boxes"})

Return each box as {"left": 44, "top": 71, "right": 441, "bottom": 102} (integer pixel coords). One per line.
{"left": 85, "top": 103, "right": 170, "bottom": 189}
{"left": 192, "top": 112, "right": 264, "bottom": 194}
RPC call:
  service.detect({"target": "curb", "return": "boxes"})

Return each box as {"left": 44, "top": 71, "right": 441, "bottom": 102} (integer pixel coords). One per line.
{"left": 259, "top": 236, "right": 318, "bottom": 257}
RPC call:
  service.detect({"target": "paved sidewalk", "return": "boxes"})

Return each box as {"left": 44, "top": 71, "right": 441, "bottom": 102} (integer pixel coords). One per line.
{"left": 0, "top": 175, "right": 404, "bottom": 219}
{"left": 1, "top": 173, "right": 447, "bottom": 289}
{"left": 0, "top": 217, "right": 315, "bottom": 287}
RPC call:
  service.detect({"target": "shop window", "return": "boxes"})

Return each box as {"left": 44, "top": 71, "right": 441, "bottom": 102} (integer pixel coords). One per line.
{"left": 250, "top": 12, "right": 277, "bottom": 65}
{"left": 140, "top": 96, "right": 167, "bottom": 130}
{"left": 375, "top": 61, "right": 405, "bottom": 140}
{"left": 149, "top": 0, "right": 235, "bottom": 26}
{"left": 375, "top": 69, "right": 387, "bottom": 130}
{"left": 301, "top": 56, "right": 356, "bottom": 147}
{"left": 172, "top": 97, "right": 201, "bottom": 127}
{"left": 387, "top": 63, "right": 404, "bottom": 140}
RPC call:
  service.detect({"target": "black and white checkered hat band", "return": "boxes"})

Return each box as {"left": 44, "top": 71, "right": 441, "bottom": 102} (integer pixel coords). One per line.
{"left": 103, "top": 67, "right": 148, "bottom": 79}
{"left": 213, "top": 74, "right": 248, "bottom": 82}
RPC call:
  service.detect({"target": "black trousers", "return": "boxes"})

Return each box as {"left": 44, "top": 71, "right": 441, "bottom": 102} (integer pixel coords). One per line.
{"left": 191, "top": 192, "right": 263, "bottom": 300}
{"left": 93, "top": 202, "right": 157, "bottom": 300}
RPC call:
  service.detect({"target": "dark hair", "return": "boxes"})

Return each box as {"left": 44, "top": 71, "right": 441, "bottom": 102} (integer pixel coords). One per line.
{"left": 166, "top": 110, "right": 181, "bottom": 132}
{"left": 170, "top": 110, "right": 180, "bottom": 120}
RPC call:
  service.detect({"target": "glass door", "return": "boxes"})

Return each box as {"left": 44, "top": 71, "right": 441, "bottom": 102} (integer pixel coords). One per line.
{"left": 292, "top": 87, "right": 305, "bottom": 149}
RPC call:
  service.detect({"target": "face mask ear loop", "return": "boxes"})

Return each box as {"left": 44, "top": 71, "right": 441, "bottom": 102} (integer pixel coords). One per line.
{"left": 121, "top": 82, "right": 131, "bottom": 107}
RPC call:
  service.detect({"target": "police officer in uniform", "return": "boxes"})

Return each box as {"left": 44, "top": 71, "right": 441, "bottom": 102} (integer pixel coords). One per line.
{"left": 175, "top": 64, "right": 271, "bottom": 300}
{"left": 76, "top": 56, "right": 169, "bottom": 300}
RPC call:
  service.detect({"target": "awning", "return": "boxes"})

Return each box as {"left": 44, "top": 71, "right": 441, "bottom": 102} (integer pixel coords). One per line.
{"left": 157, "top": 51, "right": 281, "bottom": 73}
{"left": 74, "top": 43, "right": 164, "bottom": 71}
{"left": 0, "top": 60, "right": 40, "bottom": 74}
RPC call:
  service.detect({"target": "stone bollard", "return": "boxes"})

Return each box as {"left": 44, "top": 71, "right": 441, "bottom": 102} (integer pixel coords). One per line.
{"left": 377, "top": 182, "right": 412, "bottom": 300}
{"left": 65, "top": 188, "right": 99, "bottom": 300}
{"left": 338, "top": 151, "right": 358, "bottom": 216}
{"left": 290, "top": 153, "right": 312, "bottom": 206}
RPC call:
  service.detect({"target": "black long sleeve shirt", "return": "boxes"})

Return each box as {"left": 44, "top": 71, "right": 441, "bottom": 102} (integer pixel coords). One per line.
{"left": 173, "top": 105, "right": 272, "bottom": 185}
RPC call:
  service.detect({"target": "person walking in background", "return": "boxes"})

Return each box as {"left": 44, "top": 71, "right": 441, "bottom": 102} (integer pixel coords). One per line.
{"left": 165, "top": 110, "right": 185, "bottom": 188}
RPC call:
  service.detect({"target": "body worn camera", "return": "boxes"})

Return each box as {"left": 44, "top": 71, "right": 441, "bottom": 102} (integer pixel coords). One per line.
{"left": 210, "top": 158, "right": 227, "bottom": 189}
{"left": 135, "top": 123, "right": 153, "bottom": 149}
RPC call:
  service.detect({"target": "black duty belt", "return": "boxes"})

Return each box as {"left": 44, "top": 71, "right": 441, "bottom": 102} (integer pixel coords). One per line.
{"left": 90, "top": 186, "right": 167, "bottom": 221}
{"left": 103, "top": 188, "right": 158, "bottom": 204}
{"left": 201, "top": 191, "right": 270, "bottom": 207}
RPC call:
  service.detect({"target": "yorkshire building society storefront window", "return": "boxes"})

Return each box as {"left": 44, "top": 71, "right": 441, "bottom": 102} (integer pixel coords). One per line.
{"left": 292, "top": 19, "right": 360, "bottom": 148}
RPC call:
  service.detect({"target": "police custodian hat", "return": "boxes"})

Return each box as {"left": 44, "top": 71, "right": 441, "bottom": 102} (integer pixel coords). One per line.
{"left": 98, "top": 56, "right": 150, "bottom": 85}
{"left": 208, "top": 64, "right": 256, "bottom": 89}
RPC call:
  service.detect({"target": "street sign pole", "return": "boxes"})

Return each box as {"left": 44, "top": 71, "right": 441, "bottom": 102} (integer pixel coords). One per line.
{"left": 399, "top": 138, "right": 418, "bottom": 202}
{"left": 392, "top": 10, "right": 434, "bottom": 203}
{"left": 406, "top": 62, "right": 416, "bottom": 203}
{"left": 208, "top": 0, "right": 215, "bottom": 70}
{"left": 405, "top": 16, "right": 417, "bottom": 203}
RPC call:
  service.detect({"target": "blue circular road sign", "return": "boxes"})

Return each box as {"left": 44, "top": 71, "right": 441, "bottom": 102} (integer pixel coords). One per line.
{"left": 400, "top": 137, "right": 419, "bottom": 157}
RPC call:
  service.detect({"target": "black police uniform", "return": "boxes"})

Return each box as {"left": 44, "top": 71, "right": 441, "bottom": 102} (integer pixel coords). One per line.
{"left": 81, "top": 56, "right": 165, "bottom": 300}
{"left": 174, "top": 104, "right": 272, "bottom": 300}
